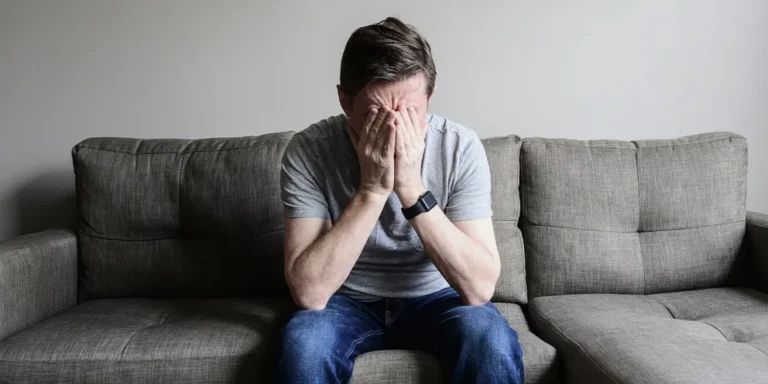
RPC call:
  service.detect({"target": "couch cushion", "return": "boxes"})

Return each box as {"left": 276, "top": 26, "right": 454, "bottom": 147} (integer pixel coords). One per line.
{"left": 521, "top": 132, "right": 748, "bottom": 298}
{"left": 482, "top": 135, "right": 526, "bottom": 304}
{"left": 0, "top": 297, "right": 295, "bottom": 383}
{"left": 72, "top": 133, "right": 294, "bottom": 299}
{"left": 351, "top": 302, "right": 559, "bottom": 384}
{"left": 351, "top": 350, "right": 442, "bottom": 384}
{"left": 529, "top": 287, "right": 768, "bottom": 384}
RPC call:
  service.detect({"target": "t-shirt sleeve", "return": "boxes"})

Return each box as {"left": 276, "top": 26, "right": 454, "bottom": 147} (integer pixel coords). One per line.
{"left": 280, "top": 135, "right": 331, "bottom": 220}
{"left": 444, "top": 132, "right": 493, "bottom": 221}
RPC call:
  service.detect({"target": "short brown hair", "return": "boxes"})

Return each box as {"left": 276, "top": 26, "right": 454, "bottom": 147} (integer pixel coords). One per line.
{"left": 339, "top": 17, "right": 436, "bottom": 100}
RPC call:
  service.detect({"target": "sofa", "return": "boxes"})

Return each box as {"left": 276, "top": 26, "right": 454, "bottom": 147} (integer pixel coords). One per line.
{"left": 0, "top": 130, "right": 764, "bottom": 383}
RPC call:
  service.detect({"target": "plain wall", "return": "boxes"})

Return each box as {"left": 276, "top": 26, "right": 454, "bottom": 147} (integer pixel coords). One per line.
{"left": 1, "top": 0, "right": 766, "bottom": 241}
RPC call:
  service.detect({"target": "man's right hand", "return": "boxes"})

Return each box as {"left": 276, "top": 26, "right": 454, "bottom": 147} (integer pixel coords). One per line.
{"left": 347, "top": 108, "right": 397, "bottom": 198}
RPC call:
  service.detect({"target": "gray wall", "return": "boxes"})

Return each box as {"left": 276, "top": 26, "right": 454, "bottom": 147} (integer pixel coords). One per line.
{"left": 1, "top": 0, "right": 767, "bottom": 241}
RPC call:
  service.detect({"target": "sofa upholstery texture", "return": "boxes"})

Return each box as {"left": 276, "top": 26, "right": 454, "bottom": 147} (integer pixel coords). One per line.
{"left": 0, "top": 130, "right": 764, "bottom": 383}
{"left": 522, "top": 132, "right": 768, "bottom": 383}
{"left": 0, "top": 133, "right": 558, "bottom": 383}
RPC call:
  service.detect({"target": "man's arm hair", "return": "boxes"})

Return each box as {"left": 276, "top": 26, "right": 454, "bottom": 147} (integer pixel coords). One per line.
{"left": 284, "top": 192, "right": 387, "bottom": 310}
{"left": 409, "top": 211, "right": 501, "bottom": 306}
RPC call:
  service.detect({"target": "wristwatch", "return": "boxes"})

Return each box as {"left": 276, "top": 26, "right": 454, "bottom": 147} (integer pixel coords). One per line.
{"left": 401, "top": 191, "right": 438, "bottom": 220}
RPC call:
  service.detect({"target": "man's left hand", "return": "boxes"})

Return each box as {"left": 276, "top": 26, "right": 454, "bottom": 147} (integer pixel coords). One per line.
{"left": 394, "top": 104, "right": 427, "bottom": 208}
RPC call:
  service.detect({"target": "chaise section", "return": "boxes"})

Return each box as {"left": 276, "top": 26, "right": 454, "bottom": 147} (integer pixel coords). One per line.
{"left": 519, "top": 132, "right": 761, "bottom": 383}
{"left": 529, "top": 287, "right": 768, "bottom": 383}
{"left": 0, "top": 297, "right": 295, "bottom": 382}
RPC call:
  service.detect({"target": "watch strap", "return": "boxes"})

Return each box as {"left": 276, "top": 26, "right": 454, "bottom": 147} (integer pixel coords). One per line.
{"left": 401, "top": 191, "right": 438, "bottom": 220}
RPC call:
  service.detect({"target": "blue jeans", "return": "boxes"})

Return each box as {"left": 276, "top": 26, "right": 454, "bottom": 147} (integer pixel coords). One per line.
{"left": 276, "top": 287, "right": 524, "bottom": 384}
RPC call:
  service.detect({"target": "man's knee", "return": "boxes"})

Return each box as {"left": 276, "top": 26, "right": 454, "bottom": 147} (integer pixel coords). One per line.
{"left": 442, "top": 305, "right": 525, "bottom": 382}
{"left": 277, "top": 308, "right": 354, "bottom": 383}
{"left": 280, "top": 309, "right": 340, "bottom": 359}
{"left": 445, "top": 304, "right": 519, "bottom": 351}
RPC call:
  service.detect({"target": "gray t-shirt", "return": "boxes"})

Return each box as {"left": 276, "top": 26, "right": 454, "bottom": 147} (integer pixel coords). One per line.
{"left": 280, "top": 113, "right": 492, "bottom": 301}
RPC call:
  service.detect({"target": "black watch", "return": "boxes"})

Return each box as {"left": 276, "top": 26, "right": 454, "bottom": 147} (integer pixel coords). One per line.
{"left": 401, "top": 191, "right": 438, "bottom": 220}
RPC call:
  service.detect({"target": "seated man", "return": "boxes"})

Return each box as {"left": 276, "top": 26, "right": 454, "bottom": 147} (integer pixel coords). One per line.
{"left": 276, "top": 17, "right": 524, "bottom": 384}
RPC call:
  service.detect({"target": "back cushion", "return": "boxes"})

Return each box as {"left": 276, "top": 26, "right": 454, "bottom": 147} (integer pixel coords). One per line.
{"left": 72, "top": 133, "right": 293, "bottom": 300}
{"left": 521, "top": 132, "right": 747, "bottom": 298}
{"left": 482, "top": 135, "right": 527, "bottom": 304}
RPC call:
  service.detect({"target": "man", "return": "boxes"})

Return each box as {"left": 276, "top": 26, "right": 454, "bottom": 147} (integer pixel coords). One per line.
{"left": 277, "top": 17, "right": 524, "bottom": 384}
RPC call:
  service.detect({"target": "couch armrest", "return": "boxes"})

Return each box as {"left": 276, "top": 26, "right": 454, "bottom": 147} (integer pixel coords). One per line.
{"left": 746, "top": 211, "right": 768, "bottom": 293}
{"left": 0, "top": 229, "right": 77, "bottom": 342}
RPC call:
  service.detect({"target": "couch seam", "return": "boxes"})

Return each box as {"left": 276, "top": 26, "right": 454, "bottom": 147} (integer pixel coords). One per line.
{"left": 634, "top": 140, "right": 645, "bottom": 295}
{"left": 177, "top": 142, "right": 191, "bottom": 237}
{"left": 118, "top": 309, "right": 173, "bottom": 359}
{"left": 523, "top": 220, "right": 745, "bottom": 234}
{"left": 0, "top": 354, "right": 253, "bottom": 364}
{"left": 655, "top": 301, "right": 676, "bottom": 319}
{"left": 524, "top": 136, "right": 742, "bottom": 150}
{"left": 0, "top": 239, "right": 58, "bottom": 254}
{"left": 532, "top": 309, "right": 619, "bottom": 384}
{"left": 118, "top": 330, "right": 143, "bottom": 360}
{"left": 651, "top": 301, "right": 730, "bottom": 341}
{"left": 698, "top": 319, "right": 731, "bottom": 341}
{"left": 745, "top": 343, "right": 768, "bottom": 357}
{"left": 76, "top": 137, "right": 290, "bottom": 155}
{"left": 0, "top": 232, "right": 74, "bottom": 254}
{"left": 77, "top": 228, "right": 285, "bottom": 242}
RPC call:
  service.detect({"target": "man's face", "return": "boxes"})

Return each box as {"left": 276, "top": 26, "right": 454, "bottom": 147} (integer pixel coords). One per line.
{"left": 338, "top": 73, "right": 432, "bottom": 135}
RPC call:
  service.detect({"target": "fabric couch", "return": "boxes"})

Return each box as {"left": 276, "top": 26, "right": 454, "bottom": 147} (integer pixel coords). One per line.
{"left": 0, "top": 130, "right": 764, "bottom": 383}
{"left": 522, "top": 132, "right": 768, "bottom": 383}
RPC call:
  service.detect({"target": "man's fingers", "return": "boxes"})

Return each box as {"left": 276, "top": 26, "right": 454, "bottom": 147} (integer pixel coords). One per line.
{"left": 408, "top": 106, "right": 425, "bottom": 138}
{"left": 395, "top": 121, "right": 407, "bottom": 155}
{"left": 384, "top": 123, "right": 397, "bottom": 158}
{"left": 395, "top": 107, "right": 412, "bottom": 148}
{"left": 397, "top": 105, "right": 416, "bottom": 139}
{"left": 360, "top": 108, "right": 378, "bottom": 139}
{"left": 360, "top": 109, "right": 380, "bottom": 148}
{"left": 346, "top": 125, "right": 360, "bottom": 147}
{"left": 369, "top": 108, "right": 391, "bottom": 140}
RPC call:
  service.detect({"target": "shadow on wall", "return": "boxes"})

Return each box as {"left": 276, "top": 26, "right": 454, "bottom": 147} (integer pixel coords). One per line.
{"left": 14, "top": 169, "right": 77, "bottom": 236}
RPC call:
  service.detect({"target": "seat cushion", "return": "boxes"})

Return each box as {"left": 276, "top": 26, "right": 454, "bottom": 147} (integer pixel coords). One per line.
{"left": 351, "top": 350, "right": 443, "bottom": 384}
{"left": 529, "top": 287, "right": 768, "bottom": 384}
{"left": 0, "top": 297, "right": 295, "bottom": 383}
{"left": 351, "top": 302, "right": 559, "bottom": 384}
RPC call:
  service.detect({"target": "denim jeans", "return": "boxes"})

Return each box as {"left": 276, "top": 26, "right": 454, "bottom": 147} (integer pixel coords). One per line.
{"left": 276, "top": 287, "right": 524, "bottom": 384}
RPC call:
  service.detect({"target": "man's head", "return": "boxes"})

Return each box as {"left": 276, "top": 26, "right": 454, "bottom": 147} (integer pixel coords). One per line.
{"left": 338, "top": 17, "right": 436, "bottom": 133}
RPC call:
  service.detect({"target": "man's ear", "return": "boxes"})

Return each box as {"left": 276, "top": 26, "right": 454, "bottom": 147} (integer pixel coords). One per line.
{"left": 337, "top": 85, "right": 352, "bottom": 116}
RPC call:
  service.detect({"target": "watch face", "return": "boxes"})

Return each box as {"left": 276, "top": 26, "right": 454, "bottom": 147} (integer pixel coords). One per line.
{"left": 423, "top": 191, "right": 438, "bottom": 208}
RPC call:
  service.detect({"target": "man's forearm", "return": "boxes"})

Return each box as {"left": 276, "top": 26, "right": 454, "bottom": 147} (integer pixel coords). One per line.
{"left": 287, "top": 192, "right": 387, "bottom": 309}
{"left": 410, "top": 208, "right": 500, "bottom": 306}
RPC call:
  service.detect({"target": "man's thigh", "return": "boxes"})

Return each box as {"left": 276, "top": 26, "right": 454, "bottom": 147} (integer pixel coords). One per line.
{"left": 394, "top": 288, "right": 518, "bottom": 352}
{"left": 279, "top": 294, "right": 386, "bottom": 363}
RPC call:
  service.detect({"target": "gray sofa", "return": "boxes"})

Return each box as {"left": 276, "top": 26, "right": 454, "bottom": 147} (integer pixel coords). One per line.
{"left": 0, "top": 131, "right": 764, "bottom": 383}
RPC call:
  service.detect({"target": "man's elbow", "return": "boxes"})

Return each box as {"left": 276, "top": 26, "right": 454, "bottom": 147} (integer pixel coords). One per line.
{"left": 292, "top": 292, "right": 329, "bottom": 310}
{"left": 461, "top": 282, "right": 496, "bottom": 306}
{"left": 286, "top": 276, "right": 331, "bottom": 310}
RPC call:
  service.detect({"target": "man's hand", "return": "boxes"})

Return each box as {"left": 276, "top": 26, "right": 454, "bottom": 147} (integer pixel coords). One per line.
{"left": 394, "top": 105, "right": 427, "bottom": 208}
{"left": 347, "top": 108, "right": 397, "bottom": 198}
